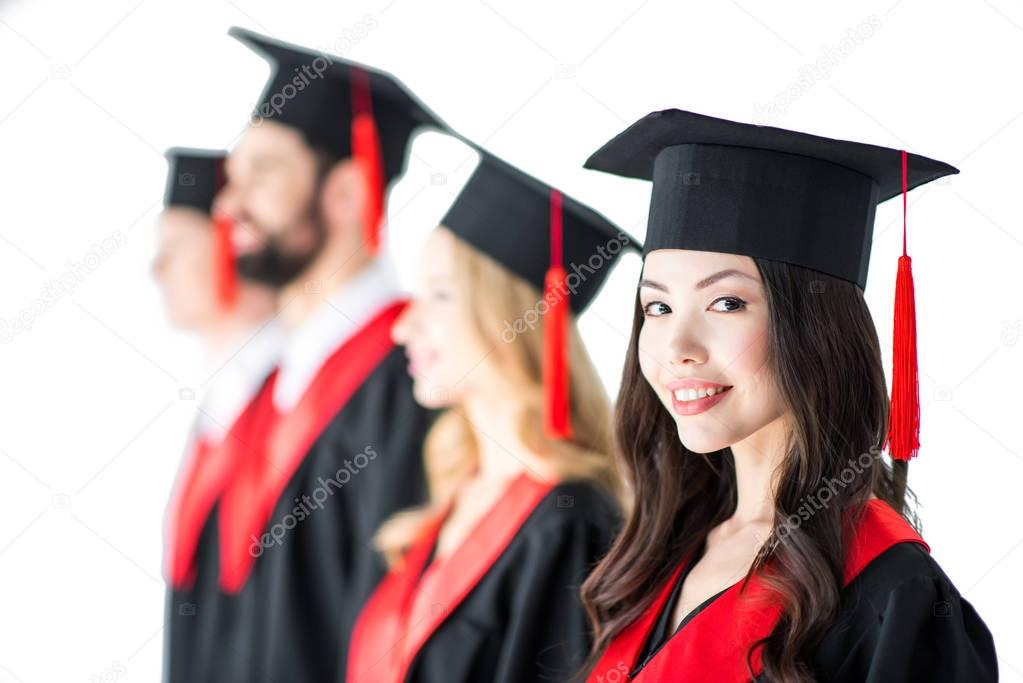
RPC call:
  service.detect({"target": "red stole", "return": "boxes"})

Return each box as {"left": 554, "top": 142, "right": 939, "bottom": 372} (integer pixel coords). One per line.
{"left": 218, "top": 299, "right": 407, "bottom": 593}
{"left": 164, "top": 372, "right": 277, "bottom": 590}
{"left": 347, "top": 473, "right": 556, "bottom": 683}
{"left": 588, "top": 499, "right": 929, "bottom": 682}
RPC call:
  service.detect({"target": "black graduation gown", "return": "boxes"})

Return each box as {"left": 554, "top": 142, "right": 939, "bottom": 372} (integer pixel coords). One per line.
{"left": 163, "top": 373, "right": 278, "bottom": 683}
{"left": 164, "top": 520, "right": 214, "bottom": 681}
{"left": 253, "top": 348, "right": 432, "bottom": 682}
{"left": 205, "top": 300, "right": 434, "bottom": 683}
{"left": 810, "top": 541, "right": 997, "bottom": 682}
{"left": 348, "top": 476, "right": 621, "bottom": 683}
{"left": 617, "top": 506, "right": 997, "bottom": 682}
{"left": 163, "top": 507, "right": 242, "bottom": 682}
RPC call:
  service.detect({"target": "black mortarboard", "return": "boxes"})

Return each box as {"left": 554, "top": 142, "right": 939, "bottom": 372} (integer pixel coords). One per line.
{"left": 442, "top": 152, "right": 642, "bottom": 314}
{"left": 229, "top": 27, "right": 451, "bottom": 254}
{"left": 584, "top": 109, "right": 958, "bottom": 289}
{"left": 163, "top": 147, "right": 237, "bottom": 309}
{"left": 586, "top": 109, "right": 960, "bottom": 462}
{"left": 229, "top": 26, "right": 445, "bottom": 183}
{"left": 442, "top": 151, "right": 642, "bottom": 440}
{"left": 163, "top": 147, "right": 226, "bottom": 214}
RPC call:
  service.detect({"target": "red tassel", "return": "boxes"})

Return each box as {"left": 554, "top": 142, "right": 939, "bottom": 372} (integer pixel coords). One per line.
{"left": 212, "top": 212, "right": 237, "bottom": 311}
{"left": 543, "top": 266, "right": 571, "bottom": 439}
{"left": 884, "top": 150, "right": 920, "bottom": 460}
{"left": 543, "top": 190, "right": 572, "bottom": 440}
{"left": 350, "top": 69, "right": 384, "bottom": 254}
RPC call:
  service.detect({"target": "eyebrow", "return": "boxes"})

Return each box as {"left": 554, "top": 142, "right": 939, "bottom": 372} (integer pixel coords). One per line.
{"left": 639, "top": 269, "right": 758, "bottom": 293}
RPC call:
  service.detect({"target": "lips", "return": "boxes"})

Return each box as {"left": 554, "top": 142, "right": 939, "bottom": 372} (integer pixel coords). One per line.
{"left": 404, "top": 348, "right": 435, "bottom": 377}
{"left": 665, "top": 378, "right": 733, "bottom": 417}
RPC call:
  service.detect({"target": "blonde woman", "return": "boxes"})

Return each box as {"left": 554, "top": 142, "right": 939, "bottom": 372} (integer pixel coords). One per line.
{"left": 346, "top": 153, "right": 640, "bottom": 683}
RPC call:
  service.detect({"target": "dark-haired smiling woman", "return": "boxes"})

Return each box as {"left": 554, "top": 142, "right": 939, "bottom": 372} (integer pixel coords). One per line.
{"left": 579, "top": 110, "right": 998, "bottom": 682}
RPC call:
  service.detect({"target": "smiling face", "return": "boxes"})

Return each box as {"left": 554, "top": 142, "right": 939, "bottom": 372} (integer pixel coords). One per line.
{"left": 391, "top": 228, "right": 498, "bottom": 409}
{"left": 216, "top": 121, "right": 325, "bottom": 285}
{"left": 637, "top": 249, "right": 787, "bottom": 454}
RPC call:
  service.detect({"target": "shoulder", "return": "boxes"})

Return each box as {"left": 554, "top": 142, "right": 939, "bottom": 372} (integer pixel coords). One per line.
{"left": 813, "top": 542, "right": 998, "bottom": 682}
{"left": 840, "top": 541, "right": 981, "bottom": 627}
{"left": 513, "top": 479, "right": 622, "bottom": 550}
{"left": 848, "top": 541, "right": 948, "bottom": 601}
{"left": 482, "top": 480, "right": 620, "bottom": 598}
{"left": 841, "top": 500, "right": 963, "bottom": 617}
{"left": 531, "top": 479, "right": 620, "bottom": 529}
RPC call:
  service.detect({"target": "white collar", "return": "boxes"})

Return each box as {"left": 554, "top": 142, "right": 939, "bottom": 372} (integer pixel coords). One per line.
{"left": 273, "top": 256, "right": 404, "bottom": 412}
{"left": 194, "top": 317, "right": 286, "bottom": 444}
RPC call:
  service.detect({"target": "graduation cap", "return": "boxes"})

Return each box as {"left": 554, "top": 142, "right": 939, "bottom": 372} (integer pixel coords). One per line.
{"left": 163, "top": 147, "right": 236, "bottom": 310}
{"left": 443, "top": 152, "right": 642, "bottom": 439}
{"left": 585, "top": 109, "right": 959, "bottom": 461}
{"left": 229, "top": 26, "right": 449, "bottom": 254}
{"left": 163, "top": 147, "right": 225, "bottom": 214}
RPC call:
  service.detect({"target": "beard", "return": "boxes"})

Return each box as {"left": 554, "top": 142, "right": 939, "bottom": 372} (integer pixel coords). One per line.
{"left": 234, "top": 198, "right": 327, "bottom": 288}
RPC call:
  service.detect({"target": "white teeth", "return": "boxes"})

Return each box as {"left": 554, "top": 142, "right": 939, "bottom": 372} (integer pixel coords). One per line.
{"left": 673, "top": 386, "right": 728, "bottom": 402}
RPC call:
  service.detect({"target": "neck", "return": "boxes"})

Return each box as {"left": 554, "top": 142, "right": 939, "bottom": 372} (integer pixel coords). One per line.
{"left": 277, "top": 238, "right": 373, "bottom": 329}
{"left": 726, "top": 414, "right": 790, "bottom": 527}
{"left": 461, "top": 387, "right": 546, "bottom": 485}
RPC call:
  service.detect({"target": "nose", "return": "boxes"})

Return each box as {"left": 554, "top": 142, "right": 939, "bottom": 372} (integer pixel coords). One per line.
{"left": 667, "top": 317, "right": 708, "bottom": 367}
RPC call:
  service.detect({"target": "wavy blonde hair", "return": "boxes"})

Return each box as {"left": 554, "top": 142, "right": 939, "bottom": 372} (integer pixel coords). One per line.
{"left": 375, "top": 229, "right": 624, "bottom": 566}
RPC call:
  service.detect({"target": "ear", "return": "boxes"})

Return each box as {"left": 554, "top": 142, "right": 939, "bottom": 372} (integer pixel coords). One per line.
{"left": 319, "top": 157, "right": 367, "bottom": 234}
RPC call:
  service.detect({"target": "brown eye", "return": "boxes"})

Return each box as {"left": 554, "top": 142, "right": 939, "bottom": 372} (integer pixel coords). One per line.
{"left": 709, "top": 296, "right": 747, "bottom": 313}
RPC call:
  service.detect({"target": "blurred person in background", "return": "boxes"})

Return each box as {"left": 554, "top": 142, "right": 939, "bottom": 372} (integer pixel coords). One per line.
{"left": 155, "top": 147, "right": 285, "bottom": 683}
{"left": 205, "top": 28, "right": 450, "bottom": 682}
{"left": 347, "top": 152, "right": 641, "bottom": 683}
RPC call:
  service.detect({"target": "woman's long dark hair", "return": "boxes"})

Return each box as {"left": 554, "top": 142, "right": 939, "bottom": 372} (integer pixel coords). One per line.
{"left": 580, "top": 258, "right": 917, "bottom": 682}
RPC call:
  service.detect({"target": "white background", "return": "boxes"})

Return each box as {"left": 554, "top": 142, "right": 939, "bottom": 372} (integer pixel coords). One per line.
{"left": 0, "top": 0, "right": 1021, "bottom": 680}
